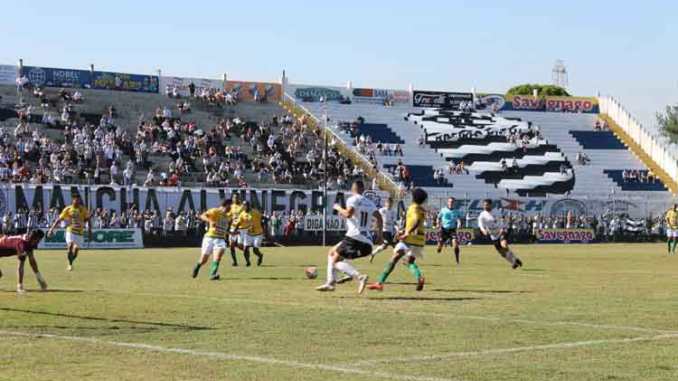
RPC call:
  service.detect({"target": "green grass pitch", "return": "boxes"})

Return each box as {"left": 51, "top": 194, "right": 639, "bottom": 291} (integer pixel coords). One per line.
{"left": 1, "top": 243, "right": 677, "bottom": 381}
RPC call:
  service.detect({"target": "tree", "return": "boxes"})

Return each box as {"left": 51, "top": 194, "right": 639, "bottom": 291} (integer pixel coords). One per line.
{"left": 657, "top": 104, "right": 678, "bottom": 137}
{"left": 506, "top": 84, "right": 570, "bottom": 98}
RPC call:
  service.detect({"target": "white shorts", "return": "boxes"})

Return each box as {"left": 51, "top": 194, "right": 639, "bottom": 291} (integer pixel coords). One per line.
{"left": 238, "top": 229, "right": 248, "bottom": 244}
{"left": 66, "top": 231, "right": 84, "bottom": 248}
{"left": 244, "top": 234, "right": 263, "bottom": 248}
{"left": 395, "top": 241, "right": 424, "bottom": 259}
{"left": 667, "top": 229, "right": 678, "bottom": 238}
{"left": 201, "top": 236, "right": 227, "bottom": 255}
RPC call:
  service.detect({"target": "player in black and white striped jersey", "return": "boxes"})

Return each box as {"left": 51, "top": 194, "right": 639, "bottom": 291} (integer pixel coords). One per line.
{"left": 316, "top": 180, "right": 383, "bottom": 294}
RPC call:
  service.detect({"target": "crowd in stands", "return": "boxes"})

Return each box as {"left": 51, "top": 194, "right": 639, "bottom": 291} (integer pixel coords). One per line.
{"left": 621, "top": 169, "right": 658, "bottom": 184}
{"left": 5, "top": 80, "right": 364, "bottom": 191}
{"left": 575, "top": 151, "right": 591, "bottom": 165}
{"left": 594, "top": 119, "right": 609, "bottom": 131}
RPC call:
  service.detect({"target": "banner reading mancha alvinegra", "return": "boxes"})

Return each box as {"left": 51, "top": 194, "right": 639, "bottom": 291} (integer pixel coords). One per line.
{"left": 3, "top": 185, "right": 387, "bottom": 216}
{"left": 38, "top": 228, "right": 144, "bottom": 249}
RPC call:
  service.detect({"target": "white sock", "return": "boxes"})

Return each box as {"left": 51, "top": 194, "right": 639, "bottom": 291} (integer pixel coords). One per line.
{"left": 371, "top": 244, "right": 385, "bottom": 256}
{"left": 35, "top": 272, "right": 45, "bottom": 283}
{"left": 334, "top": 261, "right": 359, "bottom": 278}
{"left": 326, "top": 255, "right": 336, "bottom": 284}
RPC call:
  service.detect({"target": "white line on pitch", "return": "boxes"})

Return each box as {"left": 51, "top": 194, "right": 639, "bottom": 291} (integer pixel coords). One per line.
{"left": 0, "top": 330, "right": 456, "bottom": 381}
{"left": 84, "top": 289, "right": 678, "bottom": 335}
{"left": 351, "top": 333, "right": 678, "bottom": 366}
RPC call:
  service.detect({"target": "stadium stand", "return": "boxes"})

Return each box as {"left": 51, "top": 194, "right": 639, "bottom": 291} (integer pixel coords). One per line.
{"left": 290, "top": 92, "right": 672, "bottom": 199}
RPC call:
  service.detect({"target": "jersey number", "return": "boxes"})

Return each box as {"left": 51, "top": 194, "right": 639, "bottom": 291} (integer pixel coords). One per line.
{"left": 360, "top": 212, "right": 369, "bottom": 228}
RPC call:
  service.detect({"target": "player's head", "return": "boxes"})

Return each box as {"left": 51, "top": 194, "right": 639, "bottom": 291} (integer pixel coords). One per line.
{"left": 412, "top": 188, "right": 428, "bottom": 205}
{"left": 233, "top": 193, "right": 241, "bottom": 204}
{"left": 673, "top": 203, "right": 677, "bottom": 211}
{"left": 28, "top": 229, "right": 45, "bottom": 245}
{"left": 447, "top": 197, "right": 455, "bottom": 208}
{"left": 483, "top": 199, "right": 493, "bottom": 211}
{"left": 220, "top": 198, "right": 232, "bottom": 210}
{"left": 71, "top": 194, "right": 81, "bottom": 206}
{"left": 351, "top": 180, "right": 365, "bottom": 195}
{"left": 243, "top": 201, "right": 251, "bottom": 212}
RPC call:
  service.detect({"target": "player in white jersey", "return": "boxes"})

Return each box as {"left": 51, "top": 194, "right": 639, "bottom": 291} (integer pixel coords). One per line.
{"left": 477, "top": 199, "right": 523, "bottom": 269}
{"left": 369, "top": 197, "right": 398, "bottom": 262}
{"left": 316, "top": 180, "right": 383, "bottom": 293}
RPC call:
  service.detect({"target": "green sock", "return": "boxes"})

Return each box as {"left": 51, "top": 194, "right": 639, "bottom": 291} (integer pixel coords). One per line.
{"left": 193, "top": 262, "right": 201, "bottom": 273}
{"left": 672, "top": 240, "right": 678, "bottom": 253}
{"left": 669, "top": 240, "right": 673, "bottom": 253}
{"left": 407, "top": 262, "right": 422, "bottom": 280}
{"left": 377, "top": 261, "right": 397, "bottom": 284}
{"left": 209, "top": 261, "right": 220, "bottom": 276}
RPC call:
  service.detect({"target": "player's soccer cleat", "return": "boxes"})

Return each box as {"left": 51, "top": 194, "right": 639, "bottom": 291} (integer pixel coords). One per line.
{"left": 512, "top": 258, "right": 523, "bottom": 269}
{"left": 209, "top": 274, "right": 220, "bottom": 281}
{"left": 38, "top": 279, "right": 48, "bottom": 291}
{"left": 67, "top": 264, "right": 73, "bottom": 272}
{"left": 315, "top": 283, "right": 335, "bottom": 292}
{"left": 357, "top": 274, "right": 369, "bottom": 294}
{"left": 256, "top": 254, "right": 264, "bottom": 266}
{"left": 17, "top": 284, "right": 25, "bottom": 294}
{"left": 367, "top": 283, "right": 384, "bottom": 291}
{"left": 416, "top": 276, "right": 425, "bottom": 291}
{"left": 336, "top": 275, "right": 353, "bottom": 284}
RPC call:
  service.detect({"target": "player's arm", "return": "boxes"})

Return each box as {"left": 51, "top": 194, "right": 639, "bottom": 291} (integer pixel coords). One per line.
{"left": 47, "top": 216, "right": 63, "bottom": 237}
{"left": 199, "top": 210, "right": 212, "bottom": 224}
{"left": 333, "top": 204, "right": 355, "bottom": 219}
{"left": 372, "top": 210, "right": 384, "bottom": 244}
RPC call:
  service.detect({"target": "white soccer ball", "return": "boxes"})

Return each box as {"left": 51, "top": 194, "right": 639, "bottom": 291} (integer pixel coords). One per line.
{"left": 305, "top": 266, "right": 318, "bottom": 279}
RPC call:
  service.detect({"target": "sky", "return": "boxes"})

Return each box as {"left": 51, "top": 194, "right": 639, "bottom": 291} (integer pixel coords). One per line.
{"left": 1, "top": 0, "right": 676, "bottom": 127}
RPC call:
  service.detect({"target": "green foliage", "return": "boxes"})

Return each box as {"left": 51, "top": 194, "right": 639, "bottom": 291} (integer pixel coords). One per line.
{"left": 657, "top": 104, "right": 678, "bottom": 138}
{"left": 506, "top": 84, "right": 570, "bottom": 98}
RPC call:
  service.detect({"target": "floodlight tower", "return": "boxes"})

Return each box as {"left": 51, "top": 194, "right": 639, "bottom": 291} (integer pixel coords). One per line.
{"left": 552, "top": 60, "right": 568, "bottom": 88}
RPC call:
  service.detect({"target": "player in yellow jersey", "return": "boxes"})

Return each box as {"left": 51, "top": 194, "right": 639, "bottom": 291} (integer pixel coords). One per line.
{"left": 228, "top": 193, "right": 245, "bottom": 266}
{"left": 368, "top": 188, "right": 427, "bottom": 292}
{"left": 240, "top": 202, "right": 266, "bottom": 266}
{"left": 47, "top": 194, "right": 91, "bottom": 271}
{"left": 192, "top": 198, "right": 232, "bottom": 280}
{"left": 664, "top": 204, "right": 678, "bottom": 255}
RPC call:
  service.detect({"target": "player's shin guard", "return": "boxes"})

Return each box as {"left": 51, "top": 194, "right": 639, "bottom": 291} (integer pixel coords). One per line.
{"left": 377, "top": 261, "right": 396, "bottom": 284}
{"left": 326, "top": 256, "right": 336, "bottom": 284}
{"left": 209, "top": 260, "right": 220, "bottom": 277}
{"left": 335, "top": 261, "right": 359, "bottom": 278}
{"left": 407, "top": 262, "right": 422, "bottom": 280}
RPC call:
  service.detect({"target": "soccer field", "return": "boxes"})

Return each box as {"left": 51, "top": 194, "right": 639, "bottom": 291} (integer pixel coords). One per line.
{"left": 1, "top": 244, "right": 677, "bottom": 381}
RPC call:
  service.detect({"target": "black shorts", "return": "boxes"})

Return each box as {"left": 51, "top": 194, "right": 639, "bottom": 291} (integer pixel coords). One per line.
{"left": 337, "top": 237, "right": 373, "bottom": 259}
{"left": 382, "top": 231, "right": 396, "bottom": 246}
{"left": 439, "top": 227, "right": 457, "bottom": 243}
{"left": 493, "top": 233, "right": 509, "bottom": 250}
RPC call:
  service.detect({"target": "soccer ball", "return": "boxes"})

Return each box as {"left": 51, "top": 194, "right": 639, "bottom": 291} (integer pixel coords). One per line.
{"left": 305, "top": 266, "right": 318, "bottom": 279}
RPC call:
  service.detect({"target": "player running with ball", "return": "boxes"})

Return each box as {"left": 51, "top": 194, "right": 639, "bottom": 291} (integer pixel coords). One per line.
{"left": 236, "top": 202, "right": 265, "bottom": 266}
{"left": 0, "top": 230, "right": 48, "bottom": 293}
{"left": 316, "top": 180, "right": 383, "bottom": 293}
{"left": 477, "top": 199, "right": 523, "bottom": 269}
{"left": 368, "top": 188, "right": 428, "bottom": 292}
{"left": 192, "top": 198, "right": 232, "bottom": 280}
{"left": 47, "top": 194, "right": 92, "bottom": 271}
{"left": 664, "top": 204, "right": 678, "bottom": 255}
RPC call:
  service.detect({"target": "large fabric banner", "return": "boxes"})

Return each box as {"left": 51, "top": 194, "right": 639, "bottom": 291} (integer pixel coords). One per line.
{"left": 351, "top": 88, "right": 410, "bottom": 105}
{"left": 38, "top": 228, "right": 144, "bottom": 249}
{"left": 4, "top": 185, "right": 387, "bottom": 216}
{"left": 224, "top": 80, "right": 281, "bottom": 102}
{"left": 160, "top": 76, "right": 223, "bottom": 97}
{"left": 412, "top": 90, "right": 473, "bottom": 108}
{"left": 22, "top": 65, "right": 91, "bottom": 88}
{"left": 0, "top": 65, "right": 17, "bottom": 85}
